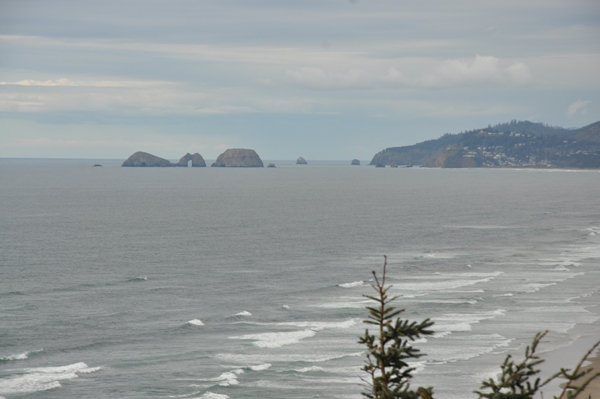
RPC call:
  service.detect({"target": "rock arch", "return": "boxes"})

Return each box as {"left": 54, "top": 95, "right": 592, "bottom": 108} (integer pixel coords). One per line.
{"left": 174, "top": 153, "right": 206, "bottom": 167}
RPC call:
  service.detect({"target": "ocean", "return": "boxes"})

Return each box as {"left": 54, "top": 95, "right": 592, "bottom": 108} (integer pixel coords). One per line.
{"left": 1, "top": 159, "right": 599, "bottom": 399}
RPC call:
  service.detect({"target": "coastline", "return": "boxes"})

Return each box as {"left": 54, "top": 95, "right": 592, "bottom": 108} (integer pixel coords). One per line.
{"left": 538, "top": 333, "right": 600, "bottom": 398}
{"left": 557, "top": 347, "right": 600, "bottom": 398}
{"left": 571, "top": 349, "right": 600, "bottom": 398}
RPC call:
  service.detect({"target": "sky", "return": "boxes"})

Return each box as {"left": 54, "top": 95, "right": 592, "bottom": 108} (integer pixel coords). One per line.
{"left": 1, "top": 0, "right": 599, "bottom": 160}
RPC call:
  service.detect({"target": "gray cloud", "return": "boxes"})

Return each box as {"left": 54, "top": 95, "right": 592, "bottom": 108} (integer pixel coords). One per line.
{"left": 420, "top": 55, "right": 532, "bottom": 89}
{"left": 567, "top": 100, "right": 591, "bottom": 117}
{"left": 0, "top": 0, "right": 598, "bottom": 159}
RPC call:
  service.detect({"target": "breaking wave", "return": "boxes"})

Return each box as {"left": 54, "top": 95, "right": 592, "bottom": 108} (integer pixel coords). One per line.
{"left": 0, "top": 362, "right": 101, "bottom": 395}
{"left": 338, "top": 281, "right": 364, "bottom": 288}
{"left": 0, "top": 350, "right": 43, "bottom": 362}
{"left": 234, "top": 311, "right": 252, "bottom": 317}
{"left": 230, "top": 330, "right": 317, "bottom": 348}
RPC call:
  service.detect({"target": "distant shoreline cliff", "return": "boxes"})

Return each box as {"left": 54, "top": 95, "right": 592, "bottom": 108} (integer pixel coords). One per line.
{"left": 370, "top": 120, "right": 600, "bottom": 169}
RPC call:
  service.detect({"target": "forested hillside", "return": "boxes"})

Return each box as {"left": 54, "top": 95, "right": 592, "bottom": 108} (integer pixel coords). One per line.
{"left": 370, "top": 120, "right": 600, "bottom": 168}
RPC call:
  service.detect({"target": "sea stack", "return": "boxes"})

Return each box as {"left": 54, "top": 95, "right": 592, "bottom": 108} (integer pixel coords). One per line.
{"left": 351, "top": 159, "right": 360, "bottom": 165}
{"left": 122, "top": 151, "right": 172, "bottom": 167}
{"left": 174, "top": 153, "right": 206, "bottom": 167}
{"left": 211, "top": 149, "right": 264, "bottom": 167}
{"left": 296, "top": 157, "right": 307, "bottom": 165}
{"left": 267, "top": 163, "right": 276, "bottom": 168}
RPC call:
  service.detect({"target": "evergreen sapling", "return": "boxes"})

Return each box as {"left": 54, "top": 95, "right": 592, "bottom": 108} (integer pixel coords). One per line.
{"left": 359, "top": 256, "right": 435, "bottom": 399}
{"left": 359, "top": 256, "right": 599, "bottom": 399}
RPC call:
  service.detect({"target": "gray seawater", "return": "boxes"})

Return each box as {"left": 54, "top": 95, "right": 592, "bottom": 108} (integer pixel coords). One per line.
{"left": 1, "top": 159, "right": 599, "bottom": 399}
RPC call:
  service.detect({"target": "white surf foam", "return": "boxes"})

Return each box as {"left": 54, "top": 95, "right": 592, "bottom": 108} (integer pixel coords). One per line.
{"left": 313, "top": 300, "right": 370, "bottom": 309}
{"left": 210, "top": 369, "right": 244, "bottom": 386}
{"left": 295, "top": 366, "right": 325, "bottom": 373}
{"left": 433, "top": 309, "right": 506, "bottom": 333}
{"left": 392, "top": 277, "right": 496, "bottom": 292}
{"left": 570, "top": 245, "right": 600, "bottom": 260}
{"left": 248, "top": 363, "right": 271, "bottom": 371}
{"left": 538, "top": 258, "right": 582, "bottom": 268}
{"left": 215, "top": 351, "right": 364, "bottom": 364}
{"left": 234, "top": 311, "right": 252, "bottom": 317}
{"left": 273, "top": 319, "right": 357, "bottom": 331}
{"left": 577, "top": 286, "right": 600, "bottom": 299}
{"left": 522, "top": 283, "right": 556, "bottom": 293}
{"left": 406, "top": 360, "right": 427, "bottom": 374}
{"left": 302, "top": 376, "right": 362, "bottom": 384}
{"left": 433, "top": 271, "right": 503, "bottom": 278}
{"left": 441, "top": 289, "right": 484, "bottom": 294}
{"left": 427, "top": 334, "right": 512, "bottom": 363}
{"left": 167, "top": 390, "right": 202, "bottom": 398}
{"left": 231, "top": 319, "right": 357, "bottom": 347}
{"left": 406, "top": 299, "right": 478, "bottom": 305}
{"left": 338, "top": 281, "right": 364, "bottom": 288}
{"left": 527, "top": 305, "right": 592, "bottom": 313}
{"left": 187, "top": 319, "right": 204, "bottom": 326}
{"left": 422, "top": 253, "right": 458, "bottom": 259}
{"left": 521, "top": 306, "right": 599, "bottom": 332}
{"left": 199, "top": 393, "right": 229, "bottom": 399}
{"left": 0, "top": 350, "right": 43, "bottom": 362}
{"left": 451, "top": 225, "right": 515, "bottom": 230}
{"left": 230, "top": 330, "right": 317, "bottom": 348}
{"left": 246, "top": 380, "right": 296, "bottom": 389}
{"left": 0, "top": 362, "right": 101, "bottom": 395}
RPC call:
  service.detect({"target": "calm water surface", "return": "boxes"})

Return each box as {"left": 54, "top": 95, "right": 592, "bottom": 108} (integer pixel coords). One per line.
{"left": 1, "top": 159, "right": 599, "bottom": 399}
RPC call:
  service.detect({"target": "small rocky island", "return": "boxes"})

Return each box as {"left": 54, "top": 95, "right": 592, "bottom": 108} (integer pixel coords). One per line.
{"left": 296, "top": 157, "right": 307, "bottom": 165}
{"left": 174, "top": 153, "right": 206, "bottom": 167}
{"left": 267, "top": 163, "right": 276, "bottom": 168}
{"left": 351, "top": 159, "right": 360, "bottom": 165}
{"left": 211, "top": 149, "right": 264, "bottom": 167}
{"left": 122, "top": 151, "right": 206, "bottom": 167}
{"left": 122, "top": 151, "right": 172, "bottom": 167}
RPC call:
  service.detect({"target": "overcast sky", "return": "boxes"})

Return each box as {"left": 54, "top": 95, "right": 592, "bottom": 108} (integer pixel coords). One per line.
{"left": 1, "top": 0, "right": 599, "bottom": 160}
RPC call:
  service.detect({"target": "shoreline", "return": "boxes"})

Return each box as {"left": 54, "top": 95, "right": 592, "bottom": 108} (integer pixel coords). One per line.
{"left": 567, "top": 349, "right": 600, "bottom": 398}
{"left": 538, "top": 333, "right": 600, "bottom": 398}
{"left": 557, "top": 347, "right": 600, "bottom": 398}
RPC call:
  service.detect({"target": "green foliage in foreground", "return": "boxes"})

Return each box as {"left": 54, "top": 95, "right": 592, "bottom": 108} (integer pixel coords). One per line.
{"left": 358, "top": 255, "right": 434, "bottom": 399}
{"left": 360, "top": 257, "right": 600, "bottom": 399}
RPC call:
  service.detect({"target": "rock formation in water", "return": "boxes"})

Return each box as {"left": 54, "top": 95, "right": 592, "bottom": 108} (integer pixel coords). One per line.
{"left": 211, "top": 149, "right": 264, "bottom": 167}
{"left": 351, "top": 159, "right": 360, "bottom": 165}
{"left": 296, "top": 157, "right": 307, "bottom": 165}
{"left": 174, "top": 153, "right": 206, "bottom": 167}
{"left": 122, "top": 151, "right": 172, "bottom": 167}
{"left": 267, "top": 163, "right": 276, "bottom": 168}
